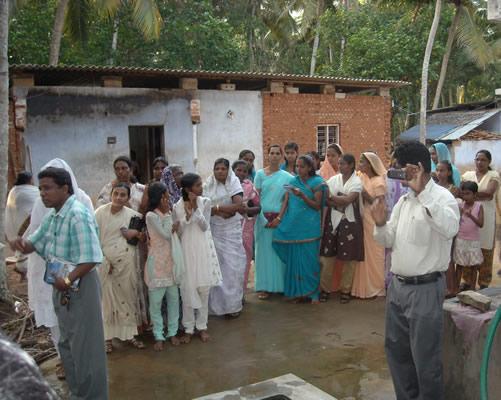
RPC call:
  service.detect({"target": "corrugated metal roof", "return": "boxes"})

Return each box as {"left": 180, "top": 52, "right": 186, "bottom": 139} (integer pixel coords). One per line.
{"left": 440, "top": 110, "right": 500, "bottom": 140}
{"left": 399, "top": 124, "right": 457, "bottom": 141}
{"left": 9, "top": 64, "right": 410, "bottom": 88}
{"left": 399, "top": 109, "right": 501, "bottom": 141}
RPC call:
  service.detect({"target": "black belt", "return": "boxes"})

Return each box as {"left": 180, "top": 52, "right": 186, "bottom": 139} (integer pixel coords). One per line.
{"left": 395, "top": 272, "right": 442, "bottom": 285}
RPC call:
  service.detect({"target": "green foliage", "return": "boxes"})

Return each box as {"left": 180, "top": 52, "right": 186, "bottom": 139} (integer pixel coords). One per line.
{"left": 7, "top": 0, "right": 501, "bottom": 138}
{"left": 8, "top": 0, "right": 56, "bottom": 64}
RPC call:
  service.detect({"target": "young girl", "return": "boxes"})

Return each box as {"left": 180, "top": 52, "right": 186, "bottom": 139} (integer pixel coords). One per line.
{"left": 145, "top": 182, "right": 183, "bottom": 351}
{"left": 454, "top": 181, "right": 484, "bottom": 291}
{"left": 280, "top": 142, "right": 299, "bottom": 175}
{"left": 436, "top": 160, "right": 459, "bottom": 296}
{"left": 232, "top": 160, "right": 261, "bottom": 293}
{"left": 173, "top": 173, "right": 222, "bottom": 343}
{"left": 436, "top": 160, "right": 459, "bottom": 196}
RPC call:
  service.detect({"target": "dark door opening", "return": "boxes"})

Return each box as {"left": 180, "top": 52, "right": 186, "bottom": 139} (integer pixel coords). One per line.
{"left": 129, "top": 126, "right": 164, "bottom": 184}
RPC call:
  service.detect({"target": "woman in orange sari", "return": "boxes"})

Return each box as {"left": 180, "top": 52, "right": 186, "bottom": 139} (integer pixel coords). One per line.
{"left": 351, "top": 152, "right": 387, "bottom": 298}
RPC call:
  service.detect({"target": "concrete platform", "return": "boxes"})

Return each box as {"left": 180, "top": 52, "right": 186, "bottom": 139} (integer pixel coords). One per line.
{"left": 194, "top": 373, "right": 338, "bottom": 400}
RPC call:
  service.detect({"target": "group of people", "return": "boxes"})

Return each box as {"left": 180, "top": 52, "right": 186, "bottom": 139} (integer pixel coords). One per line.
{"left": 3, "top": 138, "right": 500, "bottom": 400}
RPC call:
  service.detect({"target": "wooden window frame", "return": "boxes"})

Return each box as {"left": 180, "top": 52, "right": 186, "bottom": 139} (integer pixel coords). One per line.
{"left": 316, "top": 124, "right": 340, "bottom": 159}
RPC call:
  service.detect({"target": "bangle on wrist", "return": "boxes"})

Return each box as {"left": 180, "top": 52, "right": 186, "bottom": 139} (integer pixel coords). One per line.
{"left": 64, "top": 276, "right": 72, "bottom": 287}
{"left": 276, "top": 216, "right": 281, "bottom": 222}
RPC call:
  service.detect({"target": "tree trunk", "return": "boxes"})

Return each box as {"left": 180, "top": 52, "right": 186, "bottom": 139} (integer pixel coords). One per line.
{"left": 419, "top": 0, "right": 442, "bottom": 144}
{"left": 309, "top": 0, "right": 323, "bottom": 76}
{"left": 0, "top": 0, "right": 10, "bottom": 301}
{"left": 432, "top": 4, "right": 460, "bottom": 110}
{"left": 247, "top": 2, "right": 257, "bottom": 71}
{"left": 109, "top": 16, "right": 120, "bottom": 66}
{"left": 339, "top": 37, "right": 345, "bottom": 69}
{"left": 49, "top": 0, "right": 69, "bottom": 65}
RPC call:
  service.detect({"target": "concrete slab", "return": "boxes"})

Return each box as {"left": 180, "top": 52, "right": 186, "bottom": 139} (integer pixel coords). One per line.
{"left": 194, "top": 373, "right": 337, "bottom": 400}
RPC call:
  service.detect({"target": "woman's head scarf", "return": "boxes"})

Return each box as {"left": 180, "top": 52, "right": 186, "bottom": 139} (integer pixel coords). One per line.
{"left": 27, "top": 159, "right": 94, "bottom": 235}
{"left": 362, "top": 152, "right": 387, "bottom": 177}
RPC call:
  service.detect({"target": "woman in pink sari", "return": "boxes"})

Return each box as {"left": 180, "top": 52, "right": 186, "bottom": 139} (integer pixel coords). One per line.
{"left": 351, "top": 152, "right": 387, "bottom": 299}
{"left": 232, "top": 160, "right": 261, "bottom": 292}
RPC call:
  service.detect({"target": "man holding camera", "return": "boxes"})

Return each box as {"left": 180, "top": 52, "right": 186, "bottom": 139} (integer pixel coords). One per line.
{"left": 371, "top": 141, "right": 460, "bottom": 400}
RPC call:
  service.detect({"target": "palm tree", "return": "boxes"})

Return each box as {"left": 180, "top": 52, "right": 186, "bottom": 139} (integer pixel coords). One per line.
{"left": 432, "top": 1, "right": 495, "bottom": 109}
{"left": 0, "top": 0, "right": 10, "bottom": 301}
{"left": 49, "top": 0, "right": 163, "bottom": 65}
{"left": 419, "top": 0, "right": 442, "bottom": 143}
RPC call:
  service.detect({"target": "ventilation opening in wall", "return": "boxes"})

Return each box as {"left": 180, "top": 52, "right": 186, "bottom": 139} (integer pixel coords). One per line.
{"left": 129, "top": 125, "right": 165, "bottom": 184}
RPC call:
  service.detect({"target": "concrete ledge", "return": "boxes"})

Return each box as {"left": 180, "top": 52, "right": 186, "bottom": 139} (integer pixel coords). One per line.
{"left": 443, "top": 288, "right": 501, "bottom": 400}
{"left": 194, "top": 373, "right": 337, "bottom": 400}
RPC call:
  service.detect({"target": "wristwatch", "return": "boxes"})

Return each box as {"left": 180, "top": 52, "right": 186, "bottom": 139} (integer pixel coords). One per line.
{"left": 64, "top": 276, "right": 72, "bottom": 287}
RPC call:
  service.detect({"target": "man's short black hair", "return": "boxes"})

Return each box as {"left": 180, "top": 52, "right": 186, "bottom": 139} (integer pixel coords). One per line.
{"left": 393, "top": 141, "right": 431, "bottom": 173}
{"left": 38, "top": 167, "right": 74, "bottom": 195}
{"left": 14, "top": 171, "right": 33, "bottom": 186}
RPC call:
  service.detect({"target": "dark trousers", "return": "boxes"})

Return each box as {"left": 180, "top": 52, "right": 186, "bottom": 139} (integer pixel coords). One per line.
{"left": 385, "top": 274, "right": 445, "bottom": 400}
{"left": 53, "top": 269, "right": 108, "bottom": 400}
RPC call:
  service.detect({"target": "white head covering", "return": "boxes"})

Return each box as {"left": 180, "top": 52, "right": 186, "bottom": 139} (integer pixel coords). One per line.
{"left": 204, "top": 168, "right": 243, "bottom": 206}
{"left": 25, "top": 159, "right": 94, "bottom": 236}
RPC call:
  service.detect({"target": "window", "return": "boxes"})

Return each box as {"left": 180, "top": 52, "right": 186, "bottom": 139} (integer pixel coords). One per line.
{"left": 316, "top": 125, "right": 340, "bottom": 158}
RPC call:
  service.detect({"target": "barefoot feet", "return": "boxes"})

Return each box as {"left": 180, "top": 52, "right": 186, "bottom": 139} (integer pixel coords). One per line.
{"left": 199, "top": 330, "right": 210, "bottom": 343}
{"left": 153, "top": 341, "right": 164, "bottom": 352}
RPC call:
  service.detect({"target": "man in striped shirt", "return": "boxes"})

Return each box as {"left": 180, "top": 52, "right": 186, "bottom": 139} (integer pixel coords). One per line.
{"left": 14, "top": 167, "right": 108, "bottom": 400}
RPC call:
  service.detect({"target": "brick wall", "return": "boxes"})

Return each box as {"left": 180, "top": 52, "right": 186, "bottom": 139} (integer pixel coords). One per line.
{"left": 262, "top": 93, "right": 392, "bottom": 165}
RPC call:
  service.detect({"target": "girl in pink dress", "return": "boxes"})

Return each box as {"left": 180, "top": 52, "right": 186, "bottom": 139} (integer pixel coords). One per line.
{"left": 454, "top": 181, "right": 484, "bottom": 290}
{"left": 232, "top": 160, "right": 261, "bottom": 292}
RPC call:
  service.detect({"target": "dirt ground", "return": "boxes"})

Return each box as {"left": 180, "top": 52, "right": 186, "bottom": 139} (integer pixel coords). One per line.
{"left": 3, "top": 237, "right": 501, "bottom": 400}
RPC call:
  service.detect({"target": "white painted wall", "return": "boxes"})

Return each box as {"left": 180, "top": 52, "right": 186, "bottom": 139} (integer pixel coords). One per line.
{"left": 23, "top": 86, "right": 193, "bottom": 201}
{"left": 21, "top": 86, "right": 263, "bottom": 201}
{"left": 196, "top": 90, "right": 263, "bottom": 180}
{"left": 453, "top": 139, "right": 501, "bottom": 174}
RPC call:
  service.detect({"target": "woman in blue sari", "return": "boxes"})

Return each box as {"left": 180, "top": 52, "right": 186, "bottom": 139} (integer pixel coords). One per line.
{"left": 273, "top": 155, "right": 326, "bottom": 303}
{"left": 429, "top": 142, "right": 460, "bottom": 186}
{"left": 254, "top": 145, "right": 292, "bottom": 299}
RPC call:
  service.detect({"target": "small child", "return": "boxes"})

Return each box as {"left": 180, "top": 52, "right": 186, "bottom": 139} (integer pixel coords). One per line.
{"left": 454, "top": 181, "right": 484, "bottom": 291}
{"left": 232, "top": 160, "right": 261, "bottom": 293}
{"left": 145, "top": 182, "right": 183, "bottom": 351}
{"left": 173, "top": 173, "right": 222, "bottom": 343}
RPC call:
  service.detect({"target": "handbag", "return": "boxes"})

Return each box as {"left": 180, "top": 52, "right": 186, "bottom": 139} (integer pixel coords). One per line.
{"left": 126, "top": 216, "right": 145, "bottom": 246}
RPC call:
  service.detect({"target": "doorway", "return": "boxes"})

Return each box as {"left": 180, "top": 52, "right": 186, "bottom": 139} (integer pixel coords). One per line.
{"left": 128, "top": 126, "right": 164, "bottom": 184}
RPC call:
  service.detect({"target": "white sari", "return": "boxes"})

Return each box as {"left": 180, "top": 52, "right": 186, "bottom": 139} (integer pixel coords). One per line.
{"left": 204, "top": 171, "right": 247, "bottom": 315}
{"left": 5, "top": 184, "right": 39, "bottom": 241}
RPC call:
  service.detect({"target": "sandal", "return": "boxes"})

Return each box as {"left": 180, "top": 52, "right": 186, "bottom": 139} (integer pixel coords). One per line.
{"left": 258, "top": 292, "right": 270, "bottom": 300}
{"left": 319, "top": 291, "right": 329, "bottom": 303}
{"left": 225, "top": 312, "right": 241, "bottom": 319}
{"left": 129, "top": 337, "right": 146, "bottom": 349}
{"left": 340, "top": 293, "right": 351, "bottom": 304}
{"left": 105, "top": 340, "right": 113, "bottom": 354}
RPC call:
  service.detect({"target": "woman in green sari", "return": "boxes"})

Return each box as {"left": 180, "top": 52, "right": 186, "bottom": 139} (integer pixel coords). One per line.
{"left": 273, "top": 155, "right": 326, "bottom": 303}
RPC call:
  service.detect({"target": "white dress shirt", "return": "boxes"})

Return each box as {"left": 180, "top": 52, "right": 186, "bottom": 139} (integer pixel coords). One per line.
{"left": 374, "top": 179, "right": 460, "bottom": 277}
